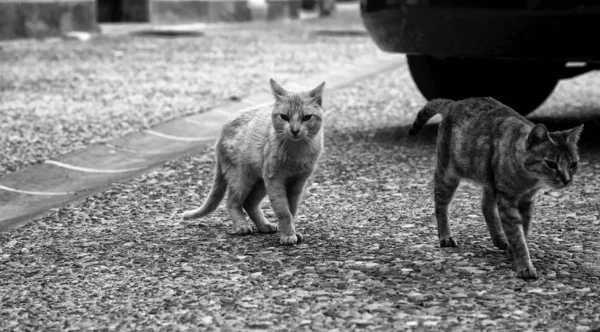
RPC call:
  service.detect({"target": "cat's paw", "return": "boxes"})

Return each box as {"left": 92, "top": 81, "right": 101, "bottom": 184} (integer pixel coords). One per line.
{"left": 516, "top": 266, "right": 538, "bottom": 280}
{"left": 280, "top": 233, "right": 304, "bottom": 246}
{"left": 492, "top": 236, "right": 509, "bottom": 250}
{"left": 256, "top": 222, "right": 278, "bottom": 234}
{"left": 234, "top": 224, "right": 255, "bottom": 235}
{"left": 439, "top": 237, "right": 458, "bottom": 247}
{"left": 181, "top": 210, "right": 196, "bottom": 221}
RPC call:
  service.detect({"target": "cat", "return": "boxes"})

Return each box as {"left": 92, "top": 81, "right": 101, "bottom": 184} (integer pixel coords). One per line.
{"left": 410, "top": 97, "right": 583, "bottom": 279}
{"left": 182, "top": 79, "right": 325, "bottom": 246}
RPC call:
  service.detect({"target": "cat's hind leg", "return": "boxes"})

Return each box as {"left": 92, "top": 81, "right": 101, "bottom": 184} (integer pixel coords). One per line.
{"left": 243, "top": 181, "right": 278, "bottom": 234}
{"left": 225, "top": 176, "right": 255, "bottom": 235}
{"left": 481, "top": 187, "right": 509, "bottom": 250}
{"left": 434, "top": 169, "right": 460, "bottom": 247}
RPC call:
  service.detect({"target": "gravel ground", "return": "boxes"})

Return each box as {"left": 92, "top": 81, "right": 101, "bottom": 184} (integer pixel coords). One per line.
{"left": 2, "top": 3, "right": 600, "bottom": 331}
{"left": 0, "top": 4, "right": 376, "bottom": 175}
{"left": 1, "top": 63, "right": 600, "bottom": 330}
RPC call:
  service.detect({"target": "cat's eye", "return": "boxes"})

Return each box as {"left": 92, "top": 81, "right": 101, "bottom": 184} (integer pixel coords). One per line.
{"left": 280, "top": 114, "right": 289, "bottom": 122}
{"left": 545, "top": 160, "right": 558, "bottom": 169}
{"left": 570, "top": 161, "right": 578, "bottom": 169}
{"left": 302, "top": 115, "right": 313, "bottom": 122}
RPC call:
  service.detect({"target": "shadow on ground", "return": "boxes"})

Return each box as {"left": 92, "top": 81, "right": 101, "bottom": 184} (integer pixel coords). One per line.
{"left": 353, "top": 103, "right": 600, "bottom": 156}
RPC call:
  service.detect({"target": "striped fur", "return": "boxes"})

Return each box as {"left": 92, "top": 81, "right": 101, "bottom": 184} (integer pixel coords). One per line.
{"left": 411, "top": 97, "right": 584, "bottom": 279}
{"left": 409, "top": 98, "right": 453, "bottom": 136}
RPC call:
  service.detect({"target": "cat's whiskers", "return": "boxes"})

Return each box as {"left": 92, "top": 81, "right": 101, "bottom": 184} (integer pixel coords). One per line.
{"left": 273, "top": 129, "right": 290, "bottom": 141}
{"left": 300, "top": 135, "right": 314, "bottom": 145}
{"left": 274, "top": 134, "right": 288, "bottom": 147}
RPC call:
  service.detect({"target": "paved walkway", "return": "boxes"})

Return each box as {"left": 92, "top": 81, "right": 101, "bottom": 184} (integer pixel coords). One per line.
{"left": 0, "top": 53, "right": 404, "bottom": 231}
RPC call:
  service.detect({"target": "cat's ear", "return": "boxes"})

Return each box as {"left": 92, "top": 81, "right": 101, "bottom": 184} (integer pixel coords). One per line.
{"left": 527, "top": 124, "right": 550, "bottom": 149}
{"left": 308, "top": 81, "right": 326, "bottom": 106}
{"left": 566, "top": 124, "right": 584, "bottom": 145}
{"left": 270, "top": 79, "right": 288, "bottom": 101}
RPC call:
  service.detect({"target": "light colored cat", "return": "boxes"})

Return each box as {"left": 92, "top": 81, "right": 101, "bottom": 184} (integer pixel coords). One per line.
{"left": 182, "top": 79, "right": 325, "bottom": 245}
{"left": 410, "top": 97, "right": 583, "bottom": 279}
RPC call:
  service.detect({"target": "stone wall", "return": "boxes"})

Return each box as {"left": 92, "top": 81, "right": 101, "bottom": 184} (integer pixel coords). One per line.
{"left": 0, "top": 0, "right": 98, "bottom": 40}
{"left": 0, "top": 0, "right": 337, "bottom": 40}
{"left": 149, "top": 0, "right": 251, "bottom": 24}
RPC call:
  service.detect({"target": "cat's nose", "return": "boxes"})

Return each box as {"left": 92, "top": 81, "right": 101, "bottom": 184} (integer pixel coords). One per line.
{"left": 561, "top": 173, "right": 571, "bottom": 185}
{"left": 291, "top": 129, "right": 300, "bottom": 137}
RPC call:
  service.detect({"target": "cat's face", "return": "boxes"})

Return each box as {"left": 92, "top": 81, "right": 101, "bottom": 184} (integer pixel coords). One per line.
{"left": 523, "top": 124, "right": 583, "bottom": 189}
{"left": 269, "top": 79, "right": 325, "bottom": 141}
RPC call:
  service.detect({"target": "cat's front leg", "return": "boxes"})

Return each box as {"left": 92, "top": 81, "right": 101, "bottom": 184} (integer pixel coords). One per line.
{"left": 287, "top": 173, "right": 311, "bottom": 217}
{"left": 284, "top": 173, "right": 311, "bottom": 242}
{"left": 497, "top": 193, "right": 537, "bottom": 279}
{"left": 517, "top": 193, "right": 537, "bottom": 238}
{"left": 265, "top": 177, "right": 302, "bottom": 245}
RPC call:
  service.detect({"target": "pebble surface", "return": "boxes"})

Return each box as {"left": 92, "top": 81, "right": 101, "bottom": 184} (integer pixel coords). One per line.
{"left": 0, "top": 6, "right": 378, "bottom": 175}
{"left": 1, "top": 4, "right": 600, "bottom": 331}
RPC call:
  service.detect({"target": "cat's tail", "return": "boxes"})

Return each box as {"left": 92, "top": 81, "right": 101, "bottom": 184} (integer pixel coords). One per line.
{"left": 409, "top": 98, "right": 454, "bottom": 136}
{"left": 181, "top": 162, "right": 227, "bottom": 220}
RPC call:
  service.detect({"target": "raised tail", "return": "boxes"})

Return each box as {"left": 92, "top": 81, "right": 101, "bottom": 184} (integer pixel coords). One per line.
{"left": 181, "top": 162, "right": 227, "bottom": 220}
{"left": 408, "top": 99, "right": 453, "bottom": 136}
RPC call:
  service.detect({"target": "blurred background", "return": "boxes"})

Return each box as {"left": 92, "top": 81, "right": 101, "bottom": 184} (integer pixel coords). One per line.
{"left": 0, "top": 0, "right": 343, "bottom": 40}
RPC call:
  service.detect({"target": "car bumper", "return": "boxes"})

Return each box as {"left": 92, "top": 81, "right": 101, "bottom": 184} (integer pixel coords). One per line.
{"left": 361, "top": 2, "right": 600, "bottom": 61}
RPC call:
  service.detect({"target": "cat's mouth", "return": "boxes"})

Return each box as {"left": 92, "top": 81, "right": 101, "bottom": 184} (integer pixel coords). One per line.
{"left": 549, "top": 180, "right": 570, "bottom": 189}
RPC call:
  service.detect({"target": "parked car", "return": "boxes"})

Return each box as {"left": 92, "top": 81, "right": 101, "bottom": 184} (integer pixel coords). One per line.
{"left": 360, "top": 0, "right": 600, "bottom": 114}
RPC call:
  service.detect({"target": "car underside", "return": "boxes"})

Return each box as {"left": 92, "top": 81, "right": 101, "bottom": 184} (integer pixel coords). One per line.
{"left": 360, "top": 0, "right": 600, "bottom": 114}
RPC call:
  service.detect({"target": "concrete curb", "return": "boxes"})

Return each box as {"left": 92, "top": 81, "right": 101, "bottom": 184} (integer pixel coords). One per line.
{"left": 0, "top": 52, "right": 404, "bottom": 231}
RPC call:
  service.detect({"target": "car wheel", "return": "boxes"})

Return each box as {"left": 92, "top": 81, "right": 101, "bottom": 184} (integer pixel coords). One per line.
{"left": 407, "top": 55, "right": 562, "bottom": 115}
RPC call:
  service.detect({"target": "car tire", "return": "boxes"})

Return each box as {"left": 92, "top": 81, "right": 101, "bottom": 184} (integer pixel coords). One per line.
{"left": 407, "top": 55, "right": 562, "bottom": 115}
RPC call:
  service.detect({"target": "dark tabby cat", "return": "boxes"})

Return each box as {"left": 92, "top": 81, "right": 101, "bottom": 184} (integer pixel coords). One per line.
{"left": 410, "top": 97, "right": 583, "bottom": 279}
